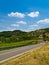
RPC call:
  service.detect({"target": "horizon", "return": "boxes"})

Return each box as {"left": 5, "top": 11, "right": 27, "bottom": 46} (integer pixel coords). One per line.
{"left": 0, "top": 0, "right": 49, "bottom": 32}
{"left": 0, "top": 27, "right": 49, "bottom": 33}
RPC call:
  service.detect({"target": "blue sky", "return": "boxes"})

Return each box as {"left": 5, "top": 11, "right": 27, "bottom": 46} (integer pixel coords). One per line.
{"left": 0, "top": 0, "right": 49, "bottom": 32}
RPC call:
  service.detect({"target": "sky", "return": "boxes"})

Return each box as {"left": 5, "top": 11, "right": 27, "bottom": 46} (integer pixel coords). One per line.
{"left": 0, "top": 0, "right": 49, "bottom": 32}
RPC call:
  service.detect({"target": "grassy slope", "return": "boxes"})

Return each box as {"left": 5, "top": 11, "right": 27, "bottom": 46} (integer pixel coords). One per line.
{"left": 1, "top": 42, "right": 49, "bottom": 65}
{"left": 0, "top": 40, "right": 39, "bottom": 51}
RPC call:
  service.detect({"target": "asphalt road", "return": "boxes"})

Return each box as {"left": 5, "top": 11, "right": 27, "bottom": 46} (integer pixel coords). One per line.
{"left": 0, "top": 42, "right": 46, "bottom": 63}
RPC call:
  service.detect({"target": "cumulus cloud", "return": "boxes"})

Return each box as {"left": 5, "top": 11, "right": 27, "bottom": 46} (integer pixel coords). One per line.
{"left": 16, "top": 21, "right": 27, "bottom": 25}
{"left": 30, "top": 24, "right": 38, "bottom": 27}
{"left": 27, "top": 24, "right": 40, "bottom": 31}
{"left": 37, "top": 19, "right": 49, "bottom": 24}
{"left": 11, "top": 24, "right": 19, "bottom": 27}
{"left": 8, "top": 12, "right": 25, "bottom": 18}
{"left": 28, "top": 11, "right": 39, "bottom": 18}
{"left": 6, "top": 27, "right": 16, "bottom": 31}
{"left": 11, "top": 21, "right": 27, "bottom": 27}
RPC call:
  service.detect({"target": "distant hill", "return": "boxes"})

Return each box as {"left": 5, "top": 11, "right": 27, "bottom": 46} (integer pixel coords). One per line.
{"left": 0, "top": 28, "right": 49, "bottom": 43}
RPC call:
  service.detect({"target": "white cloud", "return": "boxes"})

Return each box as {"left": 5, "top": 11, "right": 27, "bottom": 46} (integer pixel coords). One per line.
{"left": 16, "top": 21, "right": 27, "bottom": 25}
{"left": 26, "top": 24, "right": 40, "bottom": 31}
{"left": 11, "top": 21, "right": 27, "bottom": 28}
{"left": 30, "top": 24, "right": 38, "bottom": 27}
{"left": 8, "top": 12, "right": 25, "bottom": 18}
{"left": 28, "top": 11, "right": 39, "bottom": 18}
{"left": 11, "top": 24, "right": 19, "bottom": 27}
{"left": 37, "top": 19, "right": 49, "bottom": 24}
{"left": 6, "top": 27, "right": 16, "bottom": 31}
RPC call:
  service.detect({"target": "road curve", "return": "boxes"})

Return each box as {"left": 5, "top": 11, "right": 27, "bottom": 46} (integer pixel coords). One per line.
{"left": 0, "top": 42, "right": 46, "bottom": 63}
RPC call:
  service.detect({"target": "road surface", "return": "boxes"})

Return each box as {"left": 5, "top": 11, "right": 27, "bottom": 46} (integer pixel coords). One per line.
{"left": 0, "top": 42, "right": 46, "bottom": 63}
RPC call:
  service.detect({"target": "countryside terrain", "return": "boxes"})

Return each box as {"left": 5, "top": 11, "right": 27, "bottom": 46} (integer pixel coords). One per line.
{"left": 0, "top": 28, "right": 49, "bottom": 50}
{"left": 0, "top": 41, "right": 49, "bottom": 65}
{"left": 0, "top": 28, "right": 49, "bottom": 65}
{"left": 0, "top": 0, "right": 49, "bottom": 65}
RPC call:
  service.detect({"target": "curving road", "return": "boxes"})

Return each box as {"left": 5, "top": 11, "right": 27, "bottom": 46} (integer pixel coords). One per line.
{"left": 0, "top": 42, "right": 46, "bottom": 63}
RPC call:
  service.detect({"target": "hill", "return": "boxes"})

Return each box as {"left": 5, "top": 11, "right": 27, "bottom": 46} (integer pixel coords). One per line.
{"left": 0, "top": 28, "right": 49, "bottom": 50}
{"left": 0, "top": 28, "right": 49, "bottom": 43}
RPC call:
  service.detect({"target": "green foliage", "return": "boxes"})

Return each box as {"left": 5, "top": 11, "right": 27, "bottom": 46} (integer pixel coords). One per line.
{"left": 0, "top": 28, "right": 49, "bottom": 43}
{"left": 0, "top": 40, "right": 39, "bottom": 51}
{"left": 0, "top": 28, "right": 49, "bottom": 50}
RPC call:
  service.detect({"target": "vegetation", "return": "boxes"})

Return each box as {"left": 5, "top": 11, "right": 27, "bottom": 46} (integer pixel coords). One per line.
{"left": 0, "top": 40, "right": 39, "bottom": 51}
{"left": 0, "top": 28, "right": 49, "bottom": 43}
{"left": 0, "top": 30, "right": 40, "bottom": 43}
{"left": 1, "top": 42, "right": 49, "bottom": 65}
{"left": 0, "top": 28, "right": 49, "bottom": 50}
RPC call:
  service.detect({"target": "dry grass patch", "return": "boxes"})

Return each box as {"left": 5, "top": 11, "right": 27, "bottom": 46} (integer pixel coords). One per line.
{"left": 0, "top": 42, "right": 49, "bottom": 65}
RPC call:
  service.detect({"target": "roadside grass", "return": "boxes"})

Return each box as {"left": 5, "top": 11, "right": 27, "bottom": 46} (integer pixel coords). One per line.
{"left": 0, "top": 42, "right": 49, "bottom": 65}
{"left": 0, "top": 40, "right": 39, "bottom": 51}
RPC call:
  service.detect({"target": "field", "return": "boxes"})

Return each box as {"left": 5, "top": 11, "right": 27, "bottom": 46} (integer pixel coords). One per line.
{"left": 0, "top": 42, "right": 49, "bottom": 65}
{"left": 0, "top": 40, "right": 39, "bottom": 51}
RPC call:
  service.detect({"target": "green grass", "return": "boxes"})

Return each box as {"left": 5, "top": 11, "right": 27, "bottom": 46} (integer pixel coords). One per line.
{"left": 0, "top": 40, "right": 39, "bottom": 51}
{"left": 0, "top": 42, "right": 49, "bottom": 65}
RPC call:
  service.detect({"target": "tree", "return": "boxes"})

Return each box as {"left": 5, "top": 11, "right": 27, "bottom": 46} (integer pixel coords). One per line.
{"left": 42, "top": 32, "right": 46, "bottom": 41}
